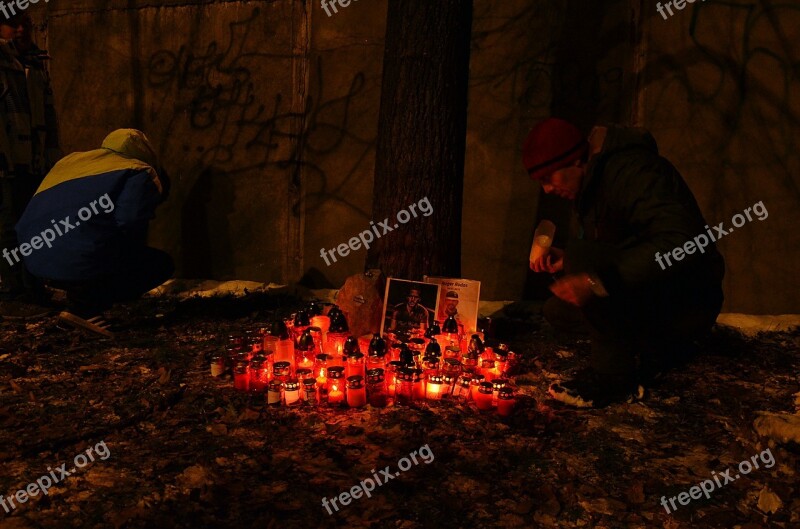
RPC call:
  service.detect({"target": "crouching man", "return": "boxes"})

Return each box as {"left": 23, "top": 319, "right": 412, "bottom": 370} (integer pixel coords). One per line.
{"left": 14, "top": 129, "right": 173, "bottom": 337}
{"left": 523, "top": 118, "right": 724, "bottom": 407}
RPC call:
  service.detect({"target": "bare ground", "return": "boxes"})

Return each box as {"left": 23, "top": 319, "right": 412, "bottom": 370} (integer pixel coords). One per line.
{"left": 0, "top": 294, "right": 798, "bottom": 529}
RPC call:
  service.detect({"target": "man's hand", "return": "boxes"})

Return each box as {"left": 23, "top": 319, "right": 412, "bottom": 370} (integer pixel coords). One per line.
{"left": 530, "top": 247, "right": 564, "bottom": 273}
{"left": 550, "top": 273, "right": 594, "bottom": 307}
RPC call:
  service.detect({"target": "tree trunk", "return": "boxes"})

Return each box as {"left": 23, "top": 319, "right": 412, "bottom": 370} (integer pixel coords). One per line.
{"left": 367, "top": 0, "right": 473, "bottom": 280}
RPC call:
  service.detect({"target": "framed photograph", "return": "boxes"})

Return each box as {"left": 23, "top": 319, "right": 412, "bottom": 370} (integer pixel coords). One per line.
{"left": 380, "top": 278, "right": 441, "bottom": 335}
{"left": 424, "top": 276, "right": 481, "bottom": 333}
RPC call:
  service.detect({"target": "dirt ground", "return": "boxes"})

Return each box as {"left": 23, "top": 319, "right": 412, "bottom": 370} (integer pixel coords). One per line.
{"left": 1, "top": 294, "right": 798, "bottom": 529}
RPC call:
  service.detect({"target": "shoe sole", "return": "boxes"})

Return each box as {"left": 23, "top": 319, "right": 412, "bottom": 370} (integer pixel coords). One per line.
{"left": 58, "top": 311, "right": 115, "bottom": 339}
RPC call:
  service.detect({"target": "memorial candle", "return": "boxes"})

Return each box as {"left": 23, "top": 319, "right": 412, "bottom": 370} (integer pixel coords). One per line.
{"left": 327, "top": 385, "right": 344, "bottom": 406}
{"left": 396, "top": 369, "right": 414, "bottom": 405}
{"left": 326, "top": 366, "right": 345, "bottom": 406}
{"left": 210, "top": 353, "right": 225, "bottom": 377}
{"left": 386, "top": 361, "right": 404, "bottom": 399}
{"left": 412, "top": 369, "right": 425, "bottom": 401}
{"left": 440, "top": 315, "right": 460, "bottom": 349}
{"left": 292, "top": 310, "right": 311, "bottom": 342}
{"left": 302, "top": 378, "right": 318, "bottom": 405}
{"left": 273, "top": 362, "right": 292, "bottom": 384}
{"left": 314, "top": 354, "right": 329, "bottom": 385}
{"left": 442, "top": 373, "right": 457, "bottom": 396}
{"left": 368, "top": 334, "right": 387, "bottom": 357}
{"left": 267, "top": 380, "right": 283, "bottom": 406}
{"left": 284, "top": 379, "right": 301, "bottom": 406}
{"left": 269, "top": 319, "right": 295, "bottom": 371}
{"left": 453, "top": 374, "right": 473, "bottom": 400}
{"left": 233, "top": 360, "right": 250, "bottom": 392}
{"left": 426, "top": 374, "right": 444, "bottom": 400}
{"left": 249, "top": 356, "right": 268, "bottom": 393}
{"left": 469, "top": 373, "right": 485, "bottom": 401}
{"left": 480, "top": 359, "right": 497, "bottom": 381}
{"left": 326, "top": 312, "right": 350, "bottom": 358}
{"left": 346, "top": 376, "right": 367, "bottom": 408}
{"left": 346, "top": 352, "right": 366, "bottom": 380}
{"left": 474, "top": 382, "right": 494, "bottom": 410}
{"left": 491, "top": 379, "right": 509, "bottom": 406}
{"left": 422, "top": 355, "right": 440, "bottom": 377}
{"left": 309, "top": 301, "right": 330, "bottom": 337}
{"left": 366, "top": 368, "right": 387, "bottom": 408}
{"left": 296, "top": 329, "right": 316, "bottom": 373}
{"left": 496, "top": 387, "right": 516, "bottom": 417}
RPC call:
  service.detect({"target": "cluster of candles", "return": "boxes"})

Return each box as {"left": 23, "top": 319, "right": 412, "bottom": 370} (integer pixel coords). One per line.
{"left": 210, "top": 303, "right": 520, "bottom": 417}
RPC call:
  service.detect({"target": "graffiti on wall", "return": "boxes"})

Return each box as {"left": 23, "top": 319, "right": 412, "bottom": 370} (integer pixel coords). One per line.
{"left": 643, "top": 0, "right": 800, "bottom": 198}
{"left": 145, "top": 6, "right": 375, "bottom": 215}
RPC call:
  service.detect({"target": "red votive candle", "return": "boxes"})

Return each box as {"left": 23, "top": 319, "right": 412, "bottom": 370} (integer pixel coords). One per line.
{"left": 346, "top": 352, "right": 366, "bottom": 380}
{"left": 311, "top": 315, "right": 330, "bottom": 335}
{"left": 263, "top": 335, "right": 278, "bottom": 356}
{"left": 274, "top": 339, "right": 295, "bottom": 372}
{"left": 326, "top": 366, "right": 345, "bottom": 406}
{"left": 302, "top": 378, "right": 318, "bottom": 406}
{"left": 412, "top": 369, "right": 425, "bottom": 401}
{"left": 481, "top": 359, "right": 497, "bottom": 381}
{"left": 366, "top": 368, "right": 387, "bottom": 408}
{"left": 442, "top": 373, "right": 457, "bottom": 396}
{"left": 233, "top": 360, "right": 250, "bottom": 392}
{"left": 267, "top": 380, "right": 283, "bottom": 406}
{"left": 469, "top": 373, "right": 485, "bottom": 401}
{"left": 497, "top": 387, "right": 516, "bottom": 417}
{"left": 454, "top": 374, "right": 473, "bottom": 400}
{"left": 249, "top": 356, "right": 268, "bottom": 393}
{"left": 492, "top": 379, "right": 509, "bottom": 406}
{"left": 346, "top": 375, "right": 367, "bottom": 408}
{"left": 273, "top": 361, "right": 292, "bottom": 384}
{"left": 443, "top": 346, "right": 461, "bottom": 360}
{"left": 396, "top": 369, "right": 415, "bottom": 405}
{"left": 474, "top": 382, "right": 494, "bottom": 410}
{"left": 386, "top": 361, "right": 403, "bottom": 401}
{"left": 426, "top": 374, "right": 444, "bottom": 401}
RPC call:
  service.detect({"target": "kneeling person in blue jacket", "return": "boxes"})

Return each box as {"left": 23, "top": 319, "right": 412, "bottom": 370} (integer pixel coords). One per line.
{"left": 15, "top": 129, "right": 173, "bottom": 334}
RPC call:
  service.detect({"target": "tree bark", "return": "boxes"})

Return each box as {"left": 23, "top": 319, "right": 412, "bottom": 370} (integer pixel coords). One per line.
{"left": 367, "top": 0, "right": 473, "bottom": 280}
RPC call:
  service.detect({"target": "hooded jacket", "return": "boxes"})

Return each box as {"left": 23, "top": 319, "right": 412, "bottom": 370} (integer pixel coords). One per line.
{"left": 15, "top": 129, "right": 166, "bottom": 281}
{"left": 572, "top": 125, "right": 724, "bottom": 298}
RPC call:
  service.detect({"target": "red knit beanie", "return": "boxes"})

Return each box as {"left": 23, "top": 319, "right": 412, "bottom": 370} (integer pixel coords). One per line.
{"left": 522, "top": 118, "right": 588, "bottom": 180}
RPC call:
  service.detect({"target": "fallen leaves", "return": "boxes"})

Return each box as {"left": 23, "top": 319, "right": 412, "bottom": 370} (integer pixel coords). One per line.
{"left": 756, "top": 486, "right": 782, "bottom": 514}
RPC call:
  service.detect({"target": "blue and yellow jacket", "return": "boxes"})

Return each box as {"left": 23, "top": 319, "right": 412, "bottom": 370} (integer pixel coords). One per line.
{"left": 15, "top": 130, "right": 166, "bottom": 281}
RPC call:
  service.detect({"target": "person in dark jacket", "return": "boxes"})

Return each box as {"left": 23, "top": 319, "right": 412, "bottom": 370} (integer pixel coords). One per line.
{"left": 524, "top": 118, "right": 724, "bottom": 407}
{"left": 15, "top": 129, "right": 173, "bottom": 336}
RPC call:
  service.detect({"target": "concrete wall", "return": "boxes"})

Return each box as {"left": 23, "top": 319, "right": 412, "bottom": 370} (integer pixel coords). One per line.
{"left": 637, "top": 0, "right": 800, "bottom": 313}
{"left": 29, "top": 0, "right": 799, "bottom": 312}
{"left": 43, "top": 0, "right": 307, "bottom": 285}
